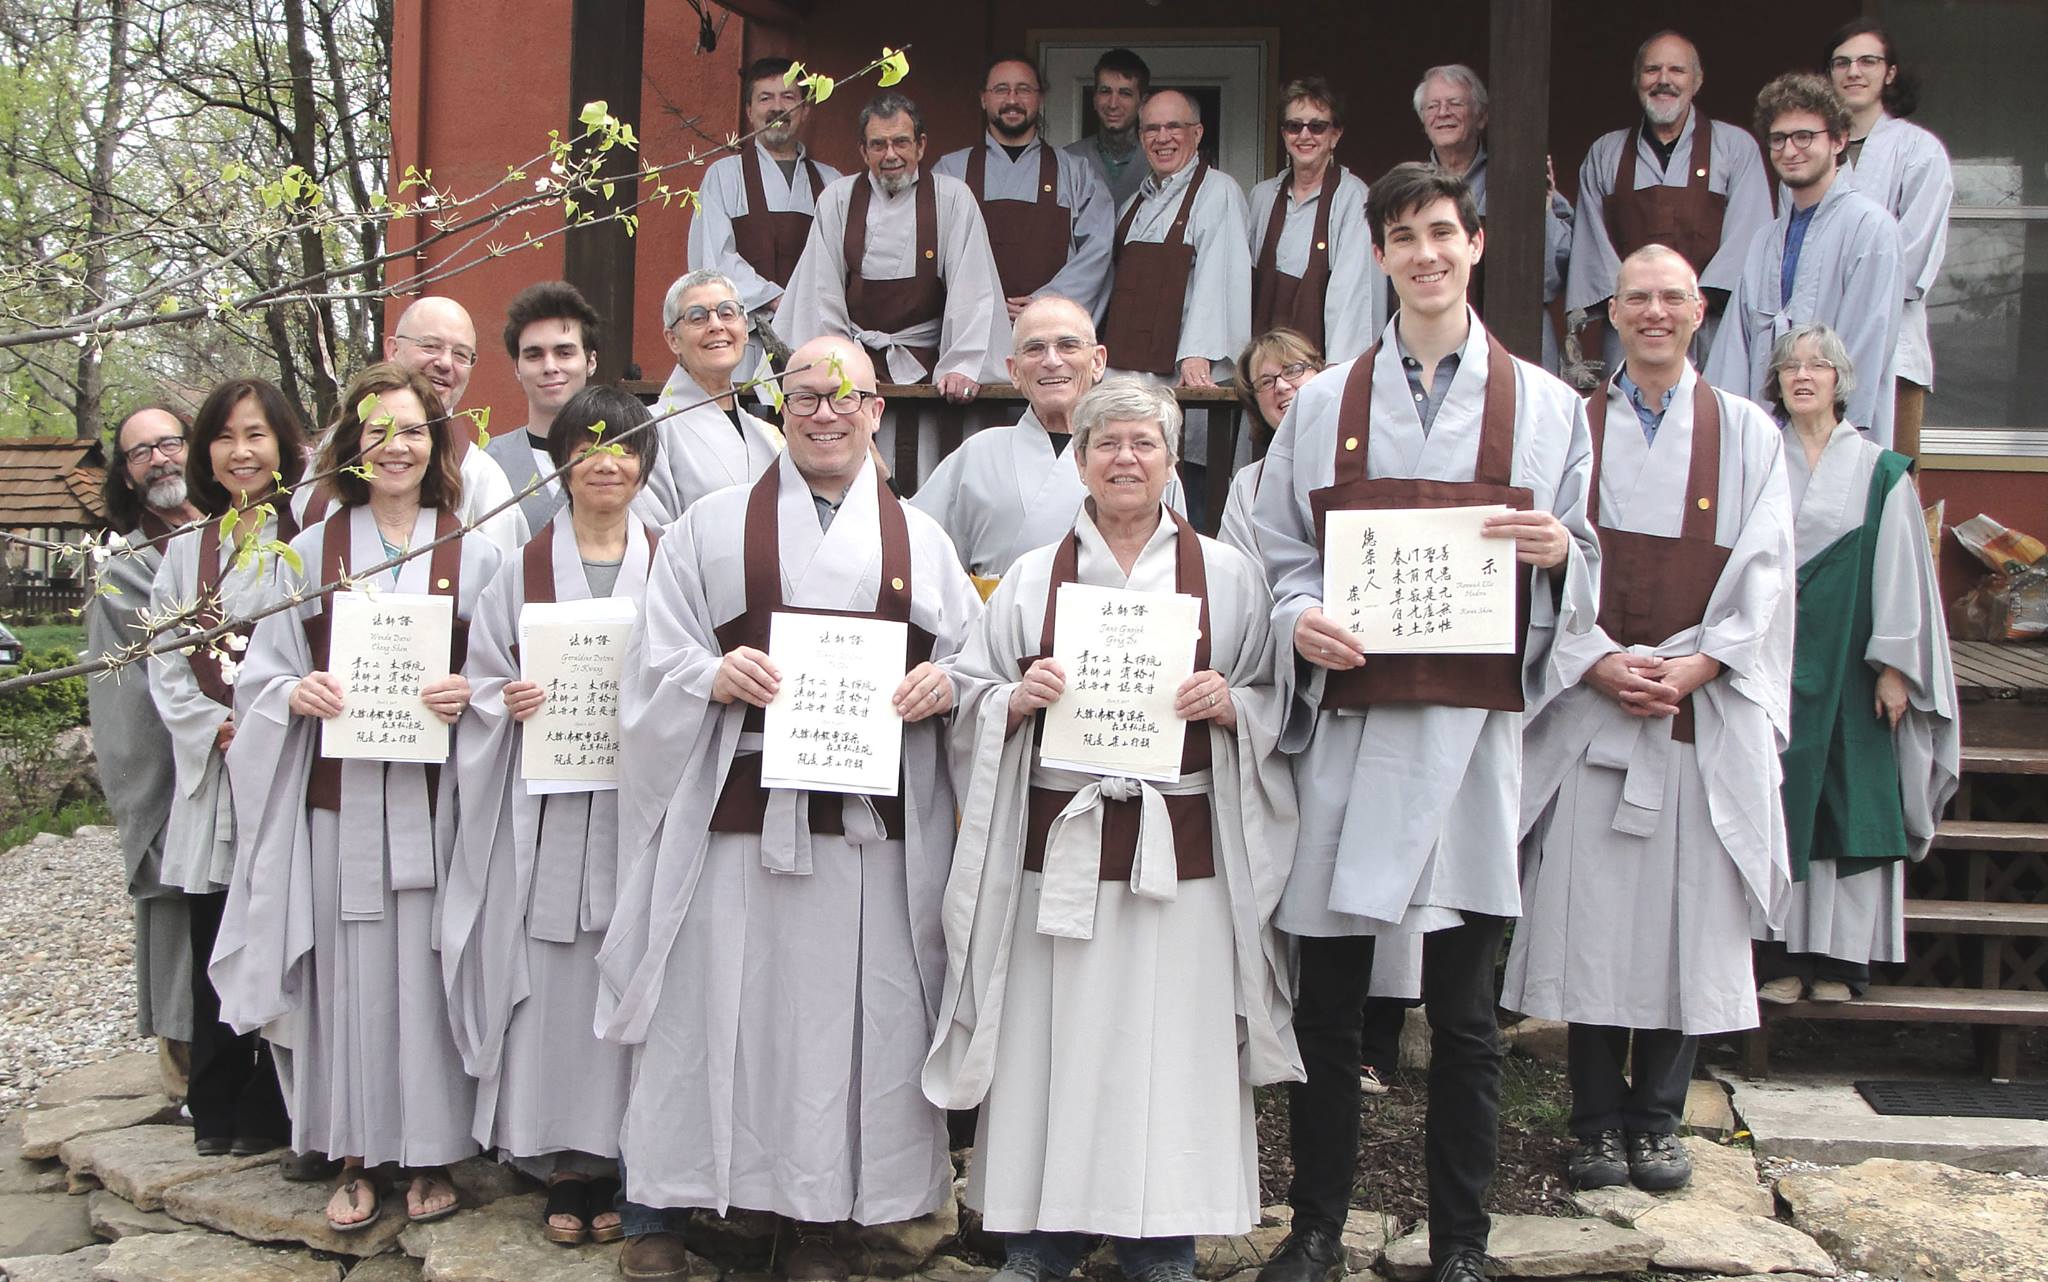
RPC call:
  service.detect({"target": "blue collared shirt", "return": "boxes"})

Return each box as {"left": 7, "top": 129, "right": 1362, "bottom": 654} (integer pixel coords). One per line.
{"left": 1395, "top": 337, "right": 1462, "bottom": 435}
{"left": 1781, "top": 201, "right": 1820, "bottom": 308}
{"left": 1615, "top": 369, "right": 1677, "bottom": 444}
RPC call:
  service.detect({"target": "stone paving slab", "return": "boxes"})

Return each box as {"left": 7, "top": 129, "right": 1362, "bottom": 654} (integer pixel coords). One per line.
{"left": 56, "top": 1126, "right": 277, "bottom": 1211}
{"left": 1632, "top": 1202, "right": 1836, "bottom": 1276}
{"left": 93, "top": 1230, "right": 342, "bottom": 1282}
{"left": 0, "top": 1123, "right": 65, "bottom": 1197}
{"left": 159, "top": 1162, "right": 405, "bottom": 1257}
{"left": 1379, "top": 1215, "right": 1660, "bottom": 1280}
{"left": 1664, "top": 1137, "right": 1774, "bottom": 1217}
{"left": 84, "top": 1193, "right": 180, "bottom": 1242}
{"left": 1718, "top": 1068, "right": 2048, "bottom": 1175}
{"left": 33, "top": 1059, "right": 162, "bottom": 1111}
{"left": 0, "top": 1194, "right": 93, "bottom": 1260}
{"left": 397, "top": 1193, "right": 626, "bottom": 1282}
{"left": 19, "top": 1100, "right": 179, "bottom": 1163}
{"left": 0, "top": 1244, "right": 112, "bottom": 1282}
{"left": 1778, "top": 1157, "right": 2048, "bottom": 1282}
{"left": 1684, "top": 1078, "right": 1737, "bottom": 1140}
{"left": 342, "top": 1259, "right": 423, "bottom": 1282}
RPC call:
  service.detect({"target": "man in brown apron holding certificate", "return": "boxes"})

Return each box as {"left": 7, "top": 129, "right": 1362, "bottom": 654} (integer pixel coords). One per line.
{"left": 1248, "top": 164, "right": 1599, "bottom": 1282}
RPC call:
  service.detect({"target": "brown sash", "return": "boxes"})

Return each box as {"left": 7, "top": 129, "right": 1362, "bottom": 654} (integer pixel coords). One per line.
{"left": 507, "top": 523, "right": 661, "bottom": 661}
{"left": 1309, "top": 335, "right": 1535, "bottom": 712}
{"left": 843, "top": 172, "right": 945, "bottom": 377}
{"left": 1586, "top": 375, "right": 1731, "bottom": 742}
{"left": 965, "top": 140, "right": 1069, "bottom": 300}
{"left": 1604, "top": 117, "right": 1727, "bottom": 276}
{"left": 1018, "top": 510, "right": 1216, "bottom": 882}
{"left": 1251, "top": 163, "right": 1342, "bottom": 351}
{"left": 1101, "top": 162, "right": 1207, "bottom": 376}
{"left": 734, "top": 144, "right": 825, "bottom": 289}
{"left": 186, "top": 505, "right": 301, "bottom": 708}
{"left": 301, "top": 508, "right": 470, "bottom": 812}
{"left": 706, "top": 467, "right": 937, "bottom": 838}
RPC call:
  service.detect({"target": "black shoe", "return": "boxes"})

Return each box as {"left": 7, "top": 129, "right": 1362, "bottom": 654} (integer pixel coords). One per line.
{"left": 1256, "top": 1221, "right": 1343, "bottom": 1282}
{"left": 993, "top": 1253, "right": 1070, "bottom": 1282}
{"left": 1433, "top": 1248, "right": 1488, "bottom": 1282}
{"left": 194, "top": 1134, "right": 234, "bottom": 1157}
{"left": 231, "top": 1134, "right": 284, "bottom": 1156}
{"left": 281, "top": 1151, "right": 339, "bottom": 1183}
{"left": 1627, "top": 1131, "right": 1693, "bottom": 1191}
{"left": 1566, "top": 1129, "right": 1629, "bottom": 1190}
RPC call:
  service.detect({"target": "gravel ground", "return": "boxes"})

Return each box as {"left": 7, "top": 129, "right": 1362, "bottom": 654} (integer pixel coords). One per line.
{"left": 0, "top": 825, "right": 151, "bottom": 1115}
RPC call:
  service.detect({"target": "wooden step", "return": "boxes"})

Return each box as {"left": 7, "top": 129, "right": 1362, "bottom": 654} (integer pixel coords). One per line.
{"left": 1932, "top": 820, "right": 2048, "bottom": 854}
{"left": 1761, "top": 985, "right": 2048, "bottom": 1026}
{"left": 1962, "top": 745, "right": 2048, "bottom": 775}
{"left": 1906, "top": 899, "right": 2048, "bottom": 937}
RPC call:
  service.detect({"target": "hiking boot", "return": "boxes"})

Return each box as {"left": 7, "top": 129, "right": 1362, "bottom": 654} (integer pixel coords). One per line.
{"left": 620, "top": 1231, "right": 692, "bottom": 1281}
{"left": 1627, "top": 1131, "right": 1693, "bottom": 1191}
{"left": 993, "top": 1252, "right": 1070, "bottom": 1282}
{"left": 1567, "top": 1129, "right": 1629, "bottom": 1190}
{"left": 1433, "top": 1249, "right": 1488, "bottom": 1282}
{"left": 1255, "top": 1220, "right": 1343, "bottom": 1282}
{"left": 782, "top": 1223, "right": 848, "bottom": 1282}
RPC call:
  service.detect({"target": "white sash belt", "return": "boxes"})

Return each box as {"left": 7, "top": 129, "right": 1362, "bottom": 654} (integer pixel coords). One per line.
{"left": 1034, "top": 768, "right": 1213, "bottom": 940}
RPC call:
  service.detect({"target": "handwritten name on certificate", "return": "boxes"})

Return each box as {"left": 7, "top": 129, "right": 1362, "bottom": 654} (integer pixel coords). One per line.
{"left": 1040, "top": 583, "right": 1202, "bottom": 783}
{"left": 519, "top": 598, "right": 638, "bottom": 794}
{"left": 760, "top": 612, "right": 908, "bottom": 797}
{"left": 1323, "top": 506, "right": 1516, "bottom": 654}
{"left": 321, "top": 590, "right": 452, "bottom": 763}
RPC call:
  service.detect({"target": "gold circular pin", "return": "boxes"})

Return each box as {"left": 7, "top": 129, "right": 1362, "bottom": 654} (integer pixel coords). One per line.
{"left": 1316, "top": 241, "right": 1327, "bottom": 250}
{"left": 1695, "top": 168, "right": 1707, "bottom": 178}
{"left": 436, "top": 577, "right": 451, "bottom": 589}
{"left": 924, "top": 249, "right": 935, "bottom": 259}
{"left": 1344, "top": 436, "right": 1359, "bottom": 451}
{"left": 891, "top": 576, "right": 905, "bottom": 591}
{"left": 1043, "top": 183, "right": 1053, "bottom": 192}
{"left": 1696, "top": 497, "right": 1711, "bottom": 510}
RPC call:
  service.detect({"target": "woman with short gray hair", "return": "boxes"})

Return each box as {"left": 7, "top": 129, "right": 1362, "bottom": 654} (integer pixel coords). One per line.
{"left": 1754, "top": 322, "right": 1958, "bottom": 1005}
{"left": 639, "top": 269, "right": 781, "bottom": 524}
{"left": 927, "top": 374, "right": 1300, "bottom": 1282}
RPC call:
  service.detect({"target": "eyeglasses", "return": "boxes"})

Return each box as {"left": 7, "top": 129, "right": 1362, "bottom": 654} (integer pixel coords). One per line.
{"left": 1139, "top": 121, "right": 1195, "bottom": 137}
{"left": 1280, "top": 118, "right": 1333, "bottom": 137}
{"left": 1616, "top": 288, "right": 1699, "bottom": 311}
{"left": 1087, "top": 436, "right": 1164, "bottom": 459}
{"left": 1829, "top": 54, "right": 1888, "bottom": 73}
{"left": 862, "top": 135, "right": 920, "bottom": 155}
{"left": 676, "top": 300, "right": 744, "bottom": 328}
{"left": 784, "top": 388, "right": 878, "bottom": 417}
{"left": 1767, "top": 129, "right": 1826, "bottom": 153}
{"left": 1422, "top": 98, "right": 1469, "bottom": 116}
{"left": 1016, "top": 336, "right": 1093, "bottom": 360}
{"left": 392, "top": 333, "right": 479, "bottom": 367}
{"left": 1776, "top": 358, "right": 1837, "bottom": 375}
{"left": 122, "top": 435, "right": 186, "bottom": 465}
{"left": 1252, "top": 362, "right": 1316, "bottom": 394}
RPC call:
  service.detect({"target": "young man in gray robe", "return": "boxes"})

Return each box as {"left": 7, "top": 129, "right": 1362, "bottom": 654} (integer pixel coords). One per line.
{"left": 1705, "top": 74, "right": 1903, "bottom": 446}
{"left": 1063, "top": 49, "right": 1149, "bottom": 212}
{"left": 86, "top": 405, "right": 204, "bottom": 1075}
{"left": 480, "top": 281, "right": 599, "bottom": 534}
{"left": 1250, "top": 164, "right": 1598, "bottom": 1282}
{"left": 912, "top": 295, "right": 1182, "bottom": 598}
{"left": 1503, "top": 246, "right": 1796, "bottom": 1194}
{"left": 598, "top": 337, "right": 983, "bottom": 1282}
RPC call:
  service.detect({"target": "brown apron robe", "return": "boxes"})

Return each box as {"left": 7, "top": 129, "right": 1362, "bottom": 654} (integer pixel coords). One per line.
{"left": 1018, "top": 511, "right": 1216, "bottom": 882}
{"left": 965, "top": 142, "right": 1070, "bottom": 301}
{"left": 186, "top": 507, "right": 301, "bottom": 708}
{"left": 1102, "top": 162, "right": 1209, "bottom": 377}
{"left": 1603, "top": 118, "right": 1726, "bottom": 277}
{"left": 844, "top": 172, "right": 946, "bottom": 377}
{"left": 1251, "top": 163, "right": 1343, "bottom": 352}
{"left": 1585, "top": 376, "right": 1730, "bottom": 742}
{"left": 734, "top": 144, "right": 826, "bottom": 290}
{"left": 1309, "top": 335, "right": 1534, "bottom": 712}
{"left": 707, "top": 465, "right": 937, "bottom": 839}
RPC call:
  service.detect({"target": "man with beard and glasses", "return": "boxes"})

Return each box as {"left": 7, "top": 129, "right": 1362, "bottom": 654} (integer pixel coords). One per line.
{"left": 1706, "top": 74, "right": 1903, "bottom": 445}
{"left": 1567, "top": 31, "right": 1772, "bottom": 381}
{"left": 86, "top": 405, "right": 205, "bottom": 1103}
{"left": 691, "top": 56, "right": 845, "bottom": 401}
{"left": 935, "top": 58, "right": 1115, "bottom": 325}
{"left": 1064, "top": 48, "right": 1150, "bottom": 212}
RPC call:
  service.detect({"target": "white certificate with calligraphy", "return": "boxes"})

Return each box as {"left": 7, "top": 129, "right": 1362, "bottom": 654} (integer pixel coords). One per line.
{"left": 760, "top": 612, "right": 907, "bottom": 796}
{"left": 320, "top": 590, "right": 452, "bottom": 763}
{"left": 519, "top": 598, "right": 638, "bottom": 794}
{"left": 1039, "top": 583, "right": 1202, "bottom": 783}
{"left": 1323, "top": 505, "right": 1517, "bottom": 654}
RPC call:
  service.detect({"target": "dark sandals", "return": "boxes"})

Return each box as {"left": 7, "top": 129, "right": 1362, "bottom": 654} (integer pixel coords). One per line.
{"left": 543, "top": 1175, "right": 624, "bottom": 1246}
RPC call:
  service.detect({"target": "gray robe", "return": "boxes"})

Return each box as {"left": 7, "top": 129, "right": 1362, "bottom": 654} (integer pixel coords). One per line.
{"left": 1754, "top": 422, "right": 1960, "bottom": 962}
{"left": 210, "top": 506, "right": 501, "bottom": 1166}
{"left": 924, "top": 508, "right": 1300, "bottom": 1236}
{"left": 935, "top": 136, "right": 1116, "bottom": 323}
{"left": 911, "top": 408, "right": 1184, "bottom": 582}
{"left": 1248, "top": 311, "right": 1600, "bottom": 936}
{"left": 1705, "top": 179, "right": 1904, "bottom": 446}
{"left": 1427, "top": 146, "right": 1574, "bottom": 373}
{"left": 1840, "top": 113, "right": 1953, "bottom": 388}
{"left": 596, "top": 453, "right": 982, "bottom": 1222}
{"left": 85, "top": 523, "right": 193, "bottom": 1041}
{"left": 1247, "top": 166, "right": 1385, "bottom": 366}
{"left": 483, "top": 427, "right": 566, "bottom": 537}
{"left": 443, "top": 515, "right": 655, "bottom": 1161}
{"left": 633, "top": 366, "right": 782, "bottom": 527}
{"left": 148, "top": 514, "right": 295, "bottom": 895}
{"left": 1504, "top": 371, "right": 1796, "bottom": 1034}
{"left": 1065, "top": 134, "right": 1146, "bottom": 212}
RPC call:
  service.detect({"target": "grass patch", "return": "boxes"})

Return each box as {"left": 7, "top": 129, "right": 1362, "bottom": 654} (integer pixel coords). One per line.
{"left": 5, "top": 621, "right": 85, "bottom": 660}
{"left": 0, "top": 796, "right": 111, "bottom": 853}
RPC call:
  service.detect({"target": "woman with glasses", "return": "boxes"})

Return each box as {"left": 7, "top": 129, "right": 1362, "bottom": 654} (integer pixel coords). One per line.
{"left": 928, "top": 377, "right": 1299, "bottom": 1282}
{"left": 210, "top": 363, "right": 502, "bottom": 1233}
{"left": 444, "top": 386, "right": 664, "bottom": 1245}
{"left": 1821, "top": 18, "right": 1953, "bottom": 461}
{"left": 1753, "top": 324, "right": 1957, "bottom": 1004}
{"left": 1218, "top": 329, "right": 1321, "bottom": 557}
{"left": 148, "top": 378, "right": 308, "bottom": 1157}
{"left": 639, "top": 270, "right": 783, "bottom": 524}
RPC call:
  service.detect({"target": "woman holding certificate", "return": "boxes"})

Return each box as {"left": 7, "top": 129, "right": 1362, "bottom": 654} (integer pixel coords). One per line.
{"left": 148, "top": 377, "right": 307, "bottom": 1157}
{"left": 925, "top": 377, "right": 1302, "bottom": 1282}
{"left": 210, "top": 363, "right": 502, "bottom": 1233}
{"left": 444, "top": 386, "right": 659, "bottom": 1244}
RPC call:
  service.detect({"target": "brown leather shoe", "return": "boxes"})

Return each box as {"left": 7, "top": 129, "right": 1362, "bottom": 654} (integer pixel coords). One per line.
{"left": 621, "top": 1231, "right": 692, "bottom": 1281}
{"left": 782, "top": 1223, "right": 848, "bottom": 1282}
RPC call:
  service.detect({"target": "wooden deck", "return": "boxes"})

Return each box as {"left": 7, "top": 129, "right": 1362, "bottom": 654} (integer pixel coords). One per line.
{"left": 1954, "top": 640, "right": 2048, "bottom": 748}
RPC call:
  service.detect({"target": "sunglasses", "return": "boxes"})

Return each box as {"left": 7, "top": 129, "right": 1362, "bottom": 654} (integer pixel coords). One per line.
{"left": 1280, "top": 118, "right": 1334, "bottom": 137}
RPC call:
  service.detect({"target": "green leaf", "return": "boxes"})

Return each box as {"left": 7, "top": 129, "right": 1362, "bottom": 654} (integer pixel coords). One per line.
{"left": 217, "top": 508, "right": 240, "bottom": 542}
{"left": 783, "top": 61, "right": 805, "bottom": 86}
{"left": 588, "top": 418, "right": 608, "bottom": 439}
{"left": 827, "top": 352, "right": 855, "bottom": 402}
{"left": 601, "top": 180, "right": 615, "bottom": 200}
{"left": 804, "top": 73, "right": 835, "bottom": 104}
{"left": 878, "top": 48, "right": 910, "bottom": 87}
{"left": 274, "top": 543, "right": 304, "bottom": 576}
{"left": 356, "top": 392, "right": 380, "bottom": 424}
{"left": 579, "top": 100, "right": 610, "bottom": 129}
